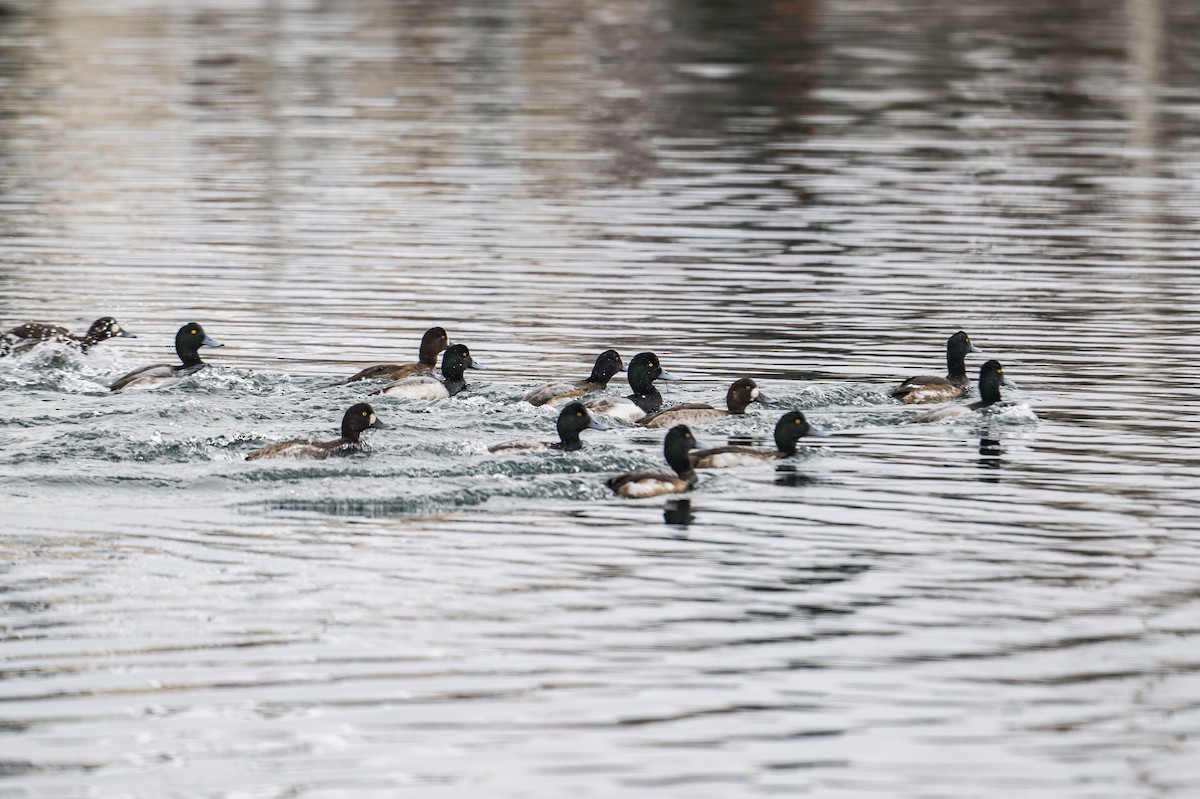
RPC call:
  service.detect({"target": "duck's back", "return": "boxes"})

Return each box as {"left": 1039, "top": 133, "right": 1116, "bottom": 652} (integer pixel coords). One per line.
{"left": 606, "top": 468, "right": 691, "bottom": 498}
{"left": 638, "top": 403, "right": 725, "bottom": 428}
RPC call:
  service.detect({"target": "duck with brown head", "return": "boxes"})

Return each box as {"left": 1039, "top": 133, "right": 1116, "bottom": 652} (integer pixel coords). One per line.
{"left": 246, "top": 403, "right": 388, "bottom": 460}
{"left": 346, "top": 326, "right": 450, "bottom": 383}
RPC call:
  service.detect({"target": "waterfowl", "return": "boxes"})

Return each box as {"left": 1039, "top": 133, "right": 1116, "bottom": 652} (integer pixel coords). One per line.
{"left": 109, "top": 323, "right": 223, "bottom": 391}
{"left": 246, "top": 403, "right": 387, "bottom": 460}
{"left": 524, "top": 349, "right": 625, "bottom": 407}
{"left": 489, "top": 402, "right": 610, "bottom": 453}
{"left": 891, "top": 330, "right": 981, "bottom": 404}
{"left": 345, "top": 326, "right": 449, "bottom": 383}
{"left": 906, "top": 360, "right": 1016, "bottom": 423}
{"left": 1, "top": 317, "right": 135, "bottom": 356}
{"left": 690, "top": 411, "right": 828, "bottom": 468}
{"left": 585, "top": 351, "right": 679, "bottom": 422}
{"left": 606, "top": 425, "right": 700, "bottom": 498}
{"left": 637, "top": 377, "right": 769, "bottom": 428}
{"left": 373, "top": 343, "right": 484, "bottom": 400}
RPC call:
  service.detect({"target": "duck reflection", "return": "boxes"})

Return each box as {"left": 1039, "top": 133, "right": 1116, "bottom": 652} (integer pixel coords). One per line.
{"left": 663, "top": 498, "right": 694, "bottom": 528}
{"left": 978, "top": 437, "right": 1002, "bottom": 482}
{"left": 775, "top": 464, "right": 813, "bottom": 487}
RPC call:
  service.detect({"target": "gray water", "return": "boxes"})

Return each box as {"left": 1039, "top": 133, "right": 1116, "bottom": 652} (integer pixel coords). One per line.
{"left": 2, "top": 0, "right": 1200, "bottom": 796}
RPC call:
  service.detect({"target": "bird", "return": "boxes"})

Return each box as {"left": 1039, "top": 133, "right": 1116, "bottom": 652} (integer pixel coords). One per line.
{"left": 109, "top": 323, "right": 223, "bottom": 391}
{"left": 905, "top": 360, "right": 1016, "bottom": 423}
{"left": 690, "top": 411, "right": 828, "bottom": 468}
{"left": 606, "top": 425, "right": 701, "bottom": 498}
{"left": 246, "top": 403, "right": 388, "bottom": 460}
{"left": 1, "top": 317, "right": 135, "bottom": 356}
{"left": 372, "top": 343, "right": 485, "bottom": 400}
{"left": 636, "top": 377, "right": 769, "bottom": 428}
{"left": 489, "top": 402, "right": 610, "bottom": 452}
{"left": 585, "top": 352, "right": 679, "bottom": 422}
{"left": 524, "top": 349, "right": 625, "bottom": 407}
{"left": 345, "top": 326, "right": 450, "bottom": 382}
{"left": 891, "top": 330, "right": 981, "bottom": 404}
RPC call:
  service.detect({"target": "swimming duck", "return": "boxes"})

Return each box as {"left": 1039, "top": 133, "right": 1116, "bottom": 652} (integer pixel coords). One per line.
{"left": 246, "top": 403, "right": 387, "bottom": 460}
{"left": 637, "top": 377, "right": 769, "bottom": 428}
{"left": 585, "top": 351, "right": 679, "bottom": 422}
{"left": 1, "top": 317, "right": 135, "bottom": 356}
{"left": 372, "top": 343, "right": 484, "bottom": 400}
{"left": 905, "top": 360, "right": 1016, "bottom": 423}
{"left": 109, "top": 323, "right": 223, "bottom": 391}
{"left": 891, "top": 330, "right": 981, "bottom": 404}
{"left": 345, "top": 326, "right": 449, "bottom": 383}
{"left": 489, "top": 402, "right": 610, "bottom": 453}
{"left": 524, "top": 349, "right": 625, "bottom": 407}
{"left": 606, "top": 425, "right": 700, "bottom": 498}
{"left": 690, "top": 411, "right": 828, "bottom": 468}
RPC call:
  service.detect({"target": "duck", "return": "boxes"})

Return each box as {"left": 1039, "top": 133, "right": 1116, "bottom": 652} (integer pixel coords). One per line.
{"left": 585, "top": 351, "right": 679, "bottom": 423}
{"left": 606, "top": 425, "right": 701, "bottom": 498}
{"left": 246, "top": 403, "right": 387, "bottom": 460}
{"left": 905, "top": 360, "right": 1016, "bottom": 423}
{"left": 1, "top": 317, "right": 135, "bottom": 356}
{"left": 636, "top": 377, "right": 769, "bottom": 428}
{"left": 109, "top": 323, "right": 223, "bottom": 391}
{"left": 372, "top": 343, "right": 484, "bottom": 400}
{"left": 524, "top": 349, "right": 625, "bottom": 407}
{"left": 345, "top": 326, "right": 449, "bottom": 383}
{"left": 489, "top": 402, "right": 610, "bottom": 453}
{"left": 690, "top": 411, "right": 828, "bottom": 468}
{"left": 891, "top": 330, "right": 981, "bottom": 404}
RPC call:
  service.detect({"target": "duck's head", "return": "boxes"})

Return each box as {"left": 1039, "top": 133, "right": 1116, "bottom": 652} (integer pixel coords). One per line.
{"left": 978, "top": 360, "right": 1016, "bottom": 403}
{"left": 627, "top": 352, "right": 679, "bottom": 392}
{"left": 420, "top": 326, "right": 450, "bottom": 362}
{"left": 557, "top": 401, "right": 610, "bottom": 440}
{"left": 341, "top": 402, "right": 388, "bottom": 441}
{"left": 948, "top": 330, "right": 982, "bottom": 358}
{"left": 441, "top": 343, "right": 485, "bottom": 379}
{"left": 773, "top": 410, "right": 829, "bottom": 455}
{"left": 587, "top": 349, "right": 625, "bottom": 385}
{"left": 727, "top": 377, "right": 771, "bottom": 412}
{"left": 87, "top": 317, "right": 136, "bottom": 341}
{"left": 175, "top": 323, "right": 223, "bottom": 362}
{"left": 664, "top": 424, "right": 700, "bottom": 474}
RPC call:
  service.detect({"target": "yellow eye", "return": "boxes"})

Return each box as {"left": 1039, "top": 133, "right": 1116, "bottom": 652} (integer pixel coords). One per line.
{"left": 190, "top": 329, "right": 197, "bottom": 335}
{"left": 362, "top": 411, "right": 368, "bottom": 416}
{"left": 576, "top": 412, "right": 582, "bottom": 417}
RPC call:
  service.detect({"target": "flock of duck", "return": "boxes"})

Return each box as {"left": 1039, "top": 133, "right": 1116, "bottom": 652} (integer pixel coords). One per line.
{"left": 1, "top": 317, "right": 1019, "bottom": 499}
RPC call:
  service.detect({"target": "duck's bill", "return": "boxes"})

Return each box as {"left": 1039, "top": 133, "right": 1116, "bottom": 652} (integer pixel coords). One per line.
{"left": 807, "top": 425, "right": 832, "bottom": 438}
{"left": 754, "top": 391, "right": 774, "bottom": 405}
{"left": 202, "top": 335, "right": 224, "bottom": 348}
{"left": 370, "top": 418, "right": 389, "bottom": 429}
{"left": 469, "top": 357, "right": 487, "bottom": 370}
{"left": 587, "top": 416, "right": 611, "bottom": 431}
{"left": 658, "top": 368, "right": 681, "bottom": 381}
{"left": 1002, "top": 377, "right": 1018, "bottom": 389}
{"left": 118, "top": 329, "right": 137, "bottom": 338}
{"left": 970, "top": 343, "right": 983, "bottom": 353}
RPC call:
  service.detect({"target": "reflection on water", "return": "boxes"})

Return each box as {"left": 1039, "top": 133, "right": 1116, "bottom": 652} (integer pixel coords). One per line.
{"left": 2, "top": 0, "right": 1200, "bottom": 796}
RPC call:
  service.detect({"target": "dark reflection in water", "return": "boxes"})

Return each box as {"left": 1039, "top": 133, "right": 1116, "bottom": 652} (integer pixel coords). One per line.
{"left": 663, "top": 498, "right": 695, "bottom": 527}
{"left": 775, "top": 464, "right": 814, "bottom": 487}
{"left": 978, "top": 437, "right": 1002, "bottom": 482}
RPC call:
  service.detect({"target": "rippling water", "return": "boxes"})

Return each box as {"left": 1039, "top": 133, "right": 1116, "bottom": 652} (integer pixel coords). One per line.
{"left": 3, "top": 0, "right": 1200, "bottom": 796}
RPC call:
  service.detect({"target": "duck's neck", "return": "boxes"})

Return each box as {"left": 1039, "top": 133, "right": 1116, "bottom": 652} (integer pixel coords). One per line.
{"left": 665, "top": 443, "right": 695, "bottom": 478}
{"left": 178, "top": 347, "right": 204, "bottom": 367}
{"left": 946, "top": 347, "right": 968, "bottom": 380}
{"left": 79, "top": 330, "right": 105, "bottom": 352}
{"left": 629, "top": 386, "right": 663, "bottom": 412}
{"left": 551, "top": 434, "right": 583, "bottom": 452}
{"left": 444, "top": 376, "right": 467, "bottom": 397}
{"left": 419, "top": 342, "right": 440, "bottom": 366}
{"left": 774, "top": 430, "right": 800, "bottom": 456}
{"left": 973, "top": 373, "right": 1003, "bottom": 408}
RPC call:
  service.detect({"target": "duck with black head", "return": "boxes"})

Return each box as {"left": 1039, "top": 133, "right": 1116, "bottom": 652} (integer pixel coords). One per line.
{"left": 606, "top": 424, "right": 701, "bottom": 498}
{"left": 109, "top": 323, "right": 223, "bottom": 391}
{"left": 490, "top": 402, "right": 610, "bottom": 453}
{"left": 637, "top": 377, "right": 770, "bottom": 428}
{"left": 345, "top": 326, "right": 450, "bottom": 383}
{"left": 246, "top": 403, "right": 388, "bottom": 460}
{"left": 372, "top": 343, "right": 485, "bottom": 400}
{"left": 905, "top": 360, "right": 1017, "bottom": 423}
{"left": 1, "top": 316, "right": 135, "bottom": 356}
{"left": 690, "top": 411, "right": 828, "bottom": 468}
{"left": 524, "top": 349, "right": 625, "bottom": 407}
{"left": 891, "top": 330, "right": 982, "bottom": 404}
{"left": 585, "top": 351, "right": 679, "bottom": 423}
